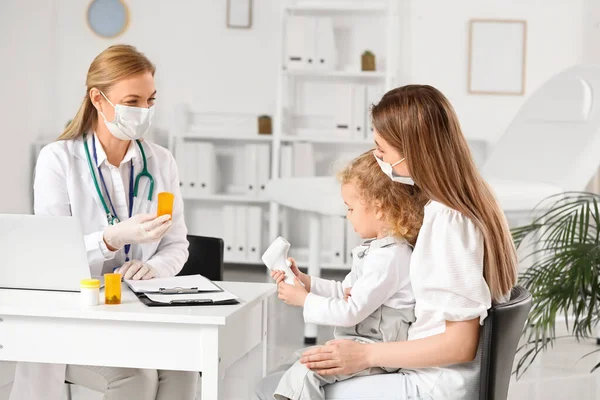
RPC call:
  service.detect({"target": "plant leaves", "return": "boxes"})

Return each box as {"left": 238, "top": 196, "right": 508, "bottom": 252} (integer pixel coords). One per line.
{"left": 512, "top": 192, "right": 600, "bottom": 377}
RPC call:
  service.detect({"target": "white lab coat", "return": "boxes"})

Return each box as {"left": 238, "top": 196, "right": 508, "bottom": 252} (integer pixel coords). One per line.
{"left": 10, "top": 134, "right": 189, "bottom": 400}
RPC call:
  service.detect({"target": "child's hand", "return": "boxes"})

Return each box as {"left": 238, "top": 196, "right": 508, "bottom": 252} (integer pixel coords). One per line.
{"left": 270, "top": 258, "right": 311, "bottom": 292}
{"left": 278, "top": 277, "right": 309, "bottom": 307}
{"left": 343, "top": 287, "right": 352, "bottom": 302}
{"left": 288, "top": 258, "right": 311, "bottom": 291}
{"left": 270, "top": 270, "right": 287, "bottom": 284}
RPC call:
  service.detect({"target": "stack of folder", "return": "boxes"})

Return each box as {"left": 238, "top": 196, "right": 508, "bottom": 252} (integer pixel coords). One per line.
{"left": 222, "top": 205, "right": 264, "bottom": 263}
{"left": 174, "top": 139, "right": 218, "bottom": 197}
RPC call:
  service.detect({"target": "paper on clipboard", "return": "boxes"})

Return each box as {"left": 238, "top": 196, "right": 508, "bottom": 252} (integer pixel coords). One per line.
{"left": 146, "top": 291, "right": 239, "bottom": 304}
{"left": 125, "top": 274, "right": 221, "bottom": 294}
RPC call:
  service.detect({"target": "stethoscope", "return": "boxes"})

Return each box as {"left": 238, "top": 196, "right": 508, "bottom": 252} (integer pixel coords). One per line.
{"left": 83, "top": 132, "right": 155, "bottom": 261}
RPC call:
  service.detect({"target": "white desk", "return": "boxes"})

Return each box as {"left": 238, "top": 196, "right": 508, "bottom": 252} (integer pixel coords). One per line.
{"left": 0, "top": 281, "right": 276, "bottom": 400}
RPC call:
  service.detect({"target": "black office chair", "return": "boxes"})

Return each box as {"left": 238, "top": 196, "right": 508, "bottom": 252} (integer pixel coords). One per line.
{"left": 177, "top": 235, "right": 224, "bottom": 281}
{"left": 479, "top": 285, "right": 532, "bottom": 400}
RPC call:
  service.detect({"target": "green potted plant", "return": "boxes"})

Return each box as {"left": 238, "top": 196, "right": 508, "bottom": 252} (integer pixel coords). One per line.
{"left": 512, "top": 191, "right": 600, "bottom": 378}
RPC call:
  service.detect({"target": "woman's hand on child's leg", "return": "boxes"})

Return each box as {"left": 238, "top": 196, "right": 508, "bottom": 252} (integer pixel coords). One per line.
{"left": 300, "top": 339, "right": 371, "bottom": 376}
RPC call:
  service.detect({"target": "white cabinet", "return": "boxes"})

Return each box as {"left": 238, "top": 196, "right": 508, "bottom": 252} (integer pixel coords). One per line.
{"left": 268, "top": 0, "right": 400, "bottom": 269}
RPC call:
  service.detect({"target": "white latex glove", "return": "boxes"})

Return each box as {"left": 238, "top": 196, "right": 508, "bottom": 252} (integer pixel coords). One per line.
{"left": 103, "top": 214, "right": 172, "bottom": 250}
{"left": 116, "top": 260, "right": 157, "bottom": 280}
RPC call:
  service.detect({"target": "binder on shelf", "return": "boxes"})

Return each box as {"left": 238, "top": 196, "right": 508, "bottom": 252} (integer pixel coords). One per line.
{"left": 280, "top": 144, "right": 294, "bottom": 178}
{"left": 325, "top": 215, "right": 346, "bottom": 265}
{"left": 225, "top": 184, "right": 247, "bottom": 196}
{"left": 334, "top": 84, "right": 354, "bottom": 136}
{"left": 304, "top": 17, "right": 318, "bottom": 69}
{"left": 244, "top": 144, "right": 259, "bottom": 195}
{"left": 366, "top": 85, "right": 384, "bottom": 139}
{"left": 246, "top": 206, "right": 263, "bottom": 263}
{"left": 285, "top": 16, "right": 313, "bottom": 70}
{"left": 280, "top": 209, "right": 290, "bottom": 240}
{"left": 315, "top": 17, "right": 336, "bottom": 71}
{"left": 234, "top": 206, "right": 248, "bottom": 261}
{"left": 289, "top": 247, "right": 338, "bottom": 266}
{"left": 196, "top": 142, "right": 217, "bottom": 195}
{"left": 292, "top": 143, "right": 315, "bottom": 177}
{"left": 223, "top": 205, "right": 237, "bottom": 262}
{"left": 256, "top": 144, "right": 271, "bottom": 196}
{"left": 352, "top": 84, "right": 367, "bottom": 139}
{"left": 174, "top": 138, "right": 187, "bottom": 195}
{"left": 186, "top": 141, "right": 200, "bottom": 197}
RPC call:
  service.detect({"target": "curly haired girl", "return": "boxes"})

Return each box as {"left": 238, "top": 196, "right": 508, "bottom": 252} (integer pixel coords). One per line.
{"left": 268, "top": 150, "right": 428, "bottom": 400}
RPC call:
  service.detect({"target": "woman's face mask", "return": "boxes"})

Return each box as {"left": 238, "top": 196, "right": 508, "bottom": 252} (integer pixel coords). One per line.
{"left": 100, "top": 91, "right": 154, "bottom": 141}
{"left": 373, "top": 151, "right": 415, "bottom": 185}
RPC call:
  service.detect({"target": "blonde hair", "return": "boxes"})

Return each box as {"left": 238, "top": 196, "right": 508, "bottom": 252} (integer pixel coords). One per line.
{"left": 338, "top": 150, "right": 428, "bottom": 245}
{"left": 58, "top": 45, "right": 155, "bottom": 140}
{"left": 372, "top": 85, "right": 517, "bottom": 302}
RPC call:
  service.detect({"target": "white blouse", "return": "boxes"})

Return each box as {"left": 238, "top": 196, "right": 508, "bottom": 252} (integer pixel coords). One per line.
{"left": 403, "top": 200, "right": 493, "bottom": 399}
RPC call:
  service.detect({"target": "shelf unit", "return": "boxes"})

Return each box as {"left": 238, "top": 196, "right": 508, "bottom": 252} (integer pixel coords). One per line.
{"left": 280, "top": 135, "right": 374, "bottom": 145}
{"left": 168, "top": 124, "right": 274, "bottom": 266}
{"left": 268, "top": 0, "right": 400, "bottom": 266}
{"left": 283, "top": 69, "right": 386, "bottom": 79}
{"left": 169, "top": 0, "right": 400, "bottom": 268}
{"left": 179, "top": 134, "right": 273, "bottom": 143}
{"left": 182, "top": 194, "right": 270, "bottom": 204}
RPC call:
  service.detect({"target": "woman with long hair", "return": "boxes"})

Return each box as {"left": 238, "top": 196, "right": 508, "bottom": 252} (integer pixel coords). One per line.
{"left": 255, "top": 85, "right": 517, "bottom": 399}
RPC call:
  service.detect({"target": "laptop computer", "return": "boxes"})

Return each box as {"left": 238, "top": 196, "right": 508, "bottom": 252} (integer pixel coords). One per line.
{"left": 0, "top": 214, "right": 100, "bottom": 292}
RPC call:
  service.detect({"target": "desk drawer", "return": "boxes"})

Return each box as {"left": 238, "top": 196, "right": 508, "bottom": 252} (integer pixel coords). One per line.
{"left": 0, "top": 315, "right": 206, "bottom": 371}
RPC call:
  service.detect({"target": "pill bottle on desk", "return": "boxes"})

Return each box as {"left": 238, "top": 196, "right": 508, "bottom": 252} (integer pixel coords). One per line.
{"left": 104, "top": 273, "right": 122, "bottom": 305}
{"left": 80, "top": 279, "right": 100, "bottom": 307}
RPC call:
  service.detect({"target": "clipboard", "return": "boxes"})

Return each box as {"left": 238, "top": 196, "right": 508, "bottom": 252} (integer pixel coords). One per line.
{"left": 125, "top": 274, "right": 223, "bottom": 295}
{"left": 131, "top": 282, "right": 240, "bottom": 307}
{"left": 134, "top": 292, "right": 240, "bottom": 307}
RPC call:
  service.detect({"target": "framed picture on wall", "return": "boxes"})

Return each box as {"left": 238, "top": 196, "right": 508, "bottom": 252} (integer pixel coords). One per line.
{"left": 468, "top": 19, "right": 527, "bottom": 95}
{"left": 227, "top": 0, "right": 253, "bottom": 29}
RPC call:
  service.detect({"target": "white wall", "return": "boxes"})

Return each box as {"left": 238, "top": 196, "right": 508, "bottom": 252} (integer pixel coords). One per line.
{"left": 0, "top": 0, "right": 280, "bottom": 213}
{"left": 583, "top": 0, "right": 600, "bottom": 65}
{"left": 583, "top": 0, "right": 600, "bottom": 193}
{"left": 0, "top": 0, "right": 57, "bottom": 213}
{"left": 52, "top": 0, "right": 280, "bottom": 137}
{"left": 0, "top": 0, "right": 587, "bottom": 213}
{"left": 398, "top": 0, "right": 584, "bottom": 143}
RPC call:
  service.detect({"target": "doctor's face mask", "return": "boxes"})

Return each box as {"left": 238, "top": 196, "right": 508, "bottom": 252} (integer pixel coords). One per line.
{"left": 99, "top": 91, "right": 154, "bottom": 141}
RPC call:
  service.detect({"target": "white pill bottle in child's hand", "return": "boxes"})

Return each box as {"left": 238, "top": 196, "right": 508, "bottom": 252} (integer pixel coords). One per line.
{"left": 262, "top": 236, "right": 296, "bottom": 285}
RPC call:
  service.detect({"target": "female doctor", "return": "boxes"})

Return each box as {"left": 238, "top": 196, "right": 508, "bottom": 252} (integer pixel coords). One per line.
{"left": 10, "top": 45, "right": 198, "bottom": 400}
